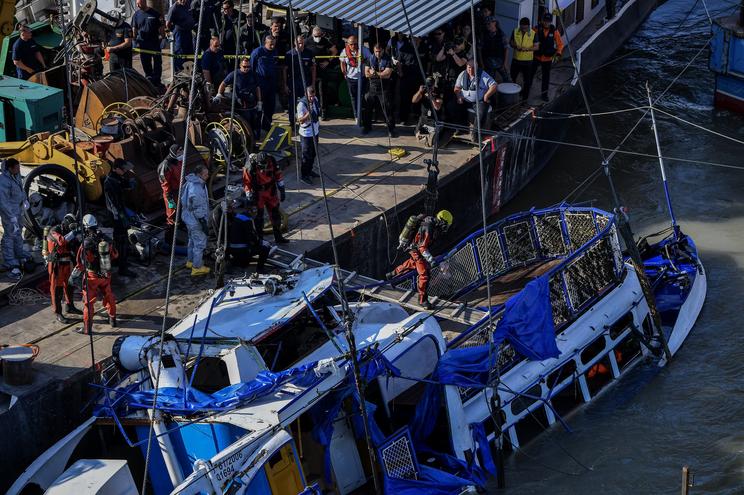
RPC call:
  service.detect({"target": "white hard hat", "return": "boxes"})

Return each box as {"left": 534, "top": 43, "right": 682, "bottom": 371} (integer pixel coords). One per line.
{"left": 82, "top": 214, "right": 98, "bottom": 228}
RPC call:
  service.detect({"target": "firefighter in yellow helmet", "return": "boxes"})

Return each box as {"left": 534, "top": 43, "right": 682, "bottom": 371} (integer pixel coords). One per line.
{"left": 387, "top": 210, "right": 453, "bottom": 309}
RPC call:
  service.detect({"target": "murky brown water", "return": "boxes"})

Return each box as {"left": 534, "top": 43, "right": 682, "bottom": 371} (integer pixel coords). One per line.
{"left": 493, "top": 1, "right": 744, "bottom": 493}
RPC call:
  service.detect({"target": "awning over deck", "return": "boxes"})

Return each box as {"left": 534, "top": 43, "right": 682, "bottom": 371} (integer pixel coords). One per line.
{"left": 269, "top": 0, "right": 478, "bottom": 37}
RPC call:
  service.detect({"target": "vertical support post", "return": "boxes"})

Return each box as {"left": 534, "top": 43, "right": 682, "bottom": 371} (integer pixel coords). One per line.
{"left": 152, "top": 412, "right": 185, "bottom": 485}
{"left": 169, "top": 0, "right": 175, "bottom": 83}
{"left": 357, "top": 23, "right": 364, "bottom": 128}
{"left": 646, "top": 82, "right": 679, "bottom": 240}
{"left": 681, "top": 466, "right": 692, "bottom": 495}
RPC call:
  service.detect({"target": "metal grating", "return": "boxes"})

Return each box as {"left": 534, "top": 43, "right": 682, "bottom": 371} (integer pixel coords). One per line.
{"left": 566, "top": 212, "right": 597, "bottom": 248}
{"left": 595, "top": 213, "right": 610, "bottom": 232}
{"left": 380, "top": 433, "right": 418, "bottom": 480}
{"left": 549, "top": 273, "right": 569, "bottom": 327}
{"left": 428, "top": 243, "right": 479, "bottom": 298}
{"left": 503, "top": 221, "right": 537, "bottom": 265}
{"left": 476, "top": 230, "right": 506, "bottom": 276}
{"left": 535, "top": 214, "right": 567, "bottom": 257}
{"left": 609, "top": 224, "right": 623, "bottom": 273}
{"left": 563, "top": 237, "right": 617, "bottom": 312}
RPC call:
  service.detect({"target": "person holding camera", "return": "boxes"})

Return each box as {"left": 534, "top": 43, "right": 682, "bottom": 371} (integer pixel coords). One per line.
{"left": 434, "top": 36, "right": 471, "bottom": 95}
{"left": 412, "top": 80, "right": 445, "bottom": 146}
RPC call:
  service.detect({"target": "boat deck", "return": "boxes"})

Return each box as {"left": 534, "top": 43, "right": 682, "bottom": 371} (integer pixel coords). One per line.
{"left": 461, "top": 258, "right": 563, "bottom": 308}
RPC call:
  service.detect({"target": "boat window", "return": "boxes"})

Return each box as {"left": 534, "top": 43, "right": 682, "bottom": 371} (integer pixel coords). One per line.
{"left": 549, "top": 377, "right": 584, "bottom": 420}
{"left": 188, "top": 357, "right": 230, "bottom": 393}
{"left": 616, "top": 335, "right": 642, "bottom": 372}
{"left": 255, "top": 310, "right": 336, "bottom": 371}
{"left": 586, "top": 355, "right": 614, "bottom": 394}
{"left": 591, "top": 0, "right": 599, "bottom": 8}
{"left": 576, "top": 0, "right": 585, "bottom": 23}
{"left": 580, "top": 336, "right": 606, "bottom": 365}
{"left": 546, "top": 360, "right": 577, "bottom": 389}
{"left": 510, "top": 383, "right": 542, "bottom": 417}
{"left": 562, "top": 2, "right": 576, "bottom": 26}
{"left": 609, "top": 312, "right": 634, "bottom": 340}
{"left": 513, "top": 405, "right": 549, "bottom": 447}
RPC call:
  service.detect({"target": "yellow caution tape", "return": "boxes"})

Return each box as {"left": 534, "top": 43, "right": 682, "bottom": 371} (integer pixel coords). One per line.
{"left": 132, "top": 47, "right": 342, "bottom": 60}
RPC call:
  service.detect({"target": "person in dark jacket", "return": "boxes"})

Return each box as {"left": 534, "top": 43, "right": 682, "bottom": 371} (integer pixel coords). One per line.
{"left": 166, "top": 0, "right": 194, "bottom": 73}
{"left": 250, "top": 35, "right": 278, "bottom": 133}
{"left": 103, "top": 159, "right": 138, "bottom": 278}
{"left": 12, "top": 25, "right": 46, "bottom": 80}
{"left": 222, "top": 202, "right": 269, "bottom": 271}
{"left": 363, "top": 44, "right": 396, "bottom": 136}
{"left": 131, "top": 0, "right": 164, "bottom": 87}
{"left": 107, "top": 21, "right": 134, "bottom": 71}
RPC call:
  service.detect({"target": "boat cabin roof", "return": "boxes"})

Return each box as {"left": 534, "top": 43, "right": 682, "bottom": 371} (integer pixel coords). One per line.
{"left": 169, "top": 267, "right": 334, "bottom": 341}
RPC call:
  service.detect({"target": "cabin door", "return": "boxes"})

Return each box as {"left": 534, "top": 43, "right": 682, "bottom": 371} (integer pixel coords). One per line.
{"left": 264, "top": 443, "right": 304, "bottom": 494}
{"left": 330, "top": 413, "right": 366, "bottom": 494}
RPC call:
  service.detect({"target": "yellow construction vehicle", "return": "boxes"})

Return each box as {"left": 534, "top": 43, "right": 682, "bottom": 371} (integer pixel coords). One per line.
{"left": 0, "top": 131, "right": 110, "bottom": 238}
{"left": 0, "top": 130, "right": 110, "bottom": 200}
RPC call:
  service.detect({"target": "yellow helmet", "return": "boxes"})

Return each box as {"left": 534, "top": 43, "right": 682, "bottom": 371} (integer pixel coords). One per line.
{"left": 436, "top": 210, "right": 453, "bottom": 227}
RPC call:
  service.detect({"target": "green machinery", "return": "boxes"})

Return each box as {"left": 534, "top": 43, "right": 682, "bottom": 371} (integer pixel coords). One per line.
{"left": 0, "top": 75, "right": 63, "bottom": 141}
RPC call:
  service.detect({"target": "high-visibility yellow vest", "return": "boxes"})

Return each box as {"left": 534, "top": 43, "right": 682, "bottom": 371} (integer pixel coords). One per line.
{"left": 512, "top": 28, "right": 536, "bottom": 62}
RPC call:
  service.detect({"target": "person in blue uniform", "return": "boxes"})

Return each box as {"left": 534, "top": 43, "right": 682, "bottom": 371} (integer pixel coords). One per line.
{"left": 131, "top": 0, "right": 164, "bottom": 87}
{"left": 201, "top": 36, "right": 224, "bottom": 86}
{"left": 190, "top": 0, "right": 217, "bottom": 52}
{"left": 107, "top": 21, "right": 133, "bottom": 71}
{"left": 167, "top": 0, "right": 194, "bottom": 73}
{"left": 285, "top": 34, "right": 316, "bottom": 130}
{"left": 12, "top": 25, "right": 46, "bottom": 80}
{"left": 250, "top": 35, "right": 277, "bottom": 134}
{"left": 363, "top": 44, "right": 396, "bottom": 136}
{"left": 218, "top": 57, "right": 262, "bottom": 140}
{"left": 219, "top": 0, "right": 242, "bottom": 59}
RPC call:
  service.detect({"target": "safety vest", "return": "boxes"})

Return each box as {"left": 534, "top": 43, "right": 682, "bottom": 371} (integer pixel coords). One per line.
{"left": 512, "top": 28, "right": 536, "bottom": 62}
{"left": 536, "top": 25, "right": 557, "bottom": 57}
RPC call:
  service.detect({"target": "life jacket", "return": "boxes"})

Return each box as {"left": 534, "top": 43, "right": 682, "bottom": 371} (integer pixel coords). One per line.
{"left": 512, "top": 28, "right": 536, "bottom": 62}
{"left": 298, "top": 96, "right": 320, "bottom": 128}
{"left": 535, "top": 25, "right": 557, "bottom": 57}
{"left": 344, "top": 45, "right": 360, "bottom": 68}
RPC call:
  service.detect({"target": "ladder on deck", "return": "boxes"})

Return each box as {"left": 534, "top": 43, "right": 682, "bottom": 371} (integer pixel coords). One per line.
{"left": 267, "top": 248, "right": 489, "bottom": 327}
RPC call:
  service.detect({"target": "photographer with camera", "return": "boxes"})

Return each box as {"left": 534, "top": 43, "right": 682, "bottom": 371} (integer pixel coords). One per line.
{"left": 434, "top": 36, "right": 471, "bottom": 96}
{"left": 412, "top": 78, "right": 445, "bottom": 146}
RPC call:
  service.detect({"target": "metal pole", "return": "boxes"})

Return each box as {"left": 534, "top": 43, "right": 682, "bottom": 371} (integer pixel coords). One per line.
{"left": 169, "top": 0, "right": 175, "bottom": 83}
{"left": 357, "top": 23, "right": 364, "bottom": 128}
{"left": 646, "top": 81, "right": 679, "bottom": 240}
{"left": 681, "top": 466, "right": 692, "bottom": 495}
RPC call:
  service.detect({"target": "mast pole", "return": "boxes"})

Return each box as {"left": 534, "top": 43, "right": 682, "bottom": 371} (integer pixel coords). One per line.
{"left": 646, "top": 82, "right": 679, "bottom": 240}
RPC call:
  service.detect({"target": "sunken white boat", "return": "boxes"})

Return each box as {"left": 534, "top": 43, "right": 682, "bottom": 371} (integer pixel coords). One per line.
{"left": 9, "top": 205, "right": 705, "bottom": 495}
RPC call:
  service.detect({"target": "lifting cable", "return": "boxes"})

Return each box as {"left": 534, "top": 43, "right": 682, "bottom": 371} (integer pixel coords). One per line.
{"left": 287, "top": 3, "right": 383, "bottom": 492}
{"left": 215, "top": 0, "right": 245, "bottom": 288}
{"left": 57, "top": 0, "right": 96, "bottom": 372}
{"left": 140, "top": 0, "right": 208, "bottom": 490}
{"left": 558, "top": 2, "right": 673, "bottom": 363}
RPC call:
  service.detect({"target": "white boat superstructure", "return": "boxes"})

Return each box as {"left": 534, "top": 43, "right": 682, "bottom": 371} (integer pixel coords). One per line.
{"left": 9, "top": 206, "right": 705, "bottom": 495}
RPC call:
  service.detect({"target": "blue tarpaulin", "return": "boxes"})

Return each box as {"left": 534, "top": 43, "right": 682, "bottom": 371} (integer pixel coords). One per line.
{"left": 411, "top": 276, "right": 558, "bottom": 443}
{"left": 492, "top": 276, "right": 560, "bottom": 361}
